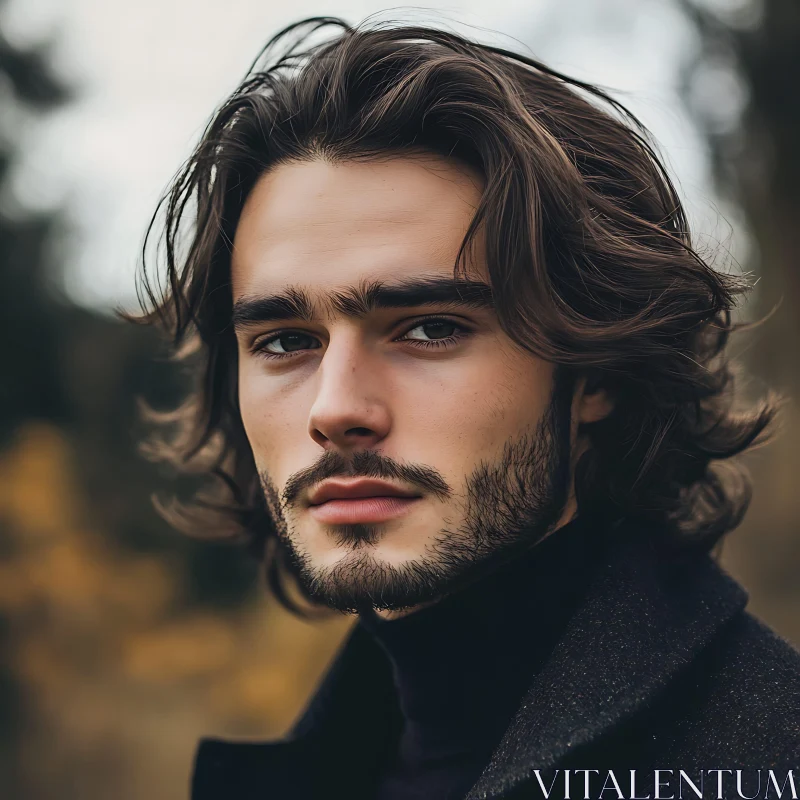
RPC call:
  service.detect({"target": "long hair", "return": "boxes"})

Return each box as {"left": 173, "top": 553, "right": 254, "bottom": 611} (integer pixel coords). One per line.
{"left": 124, "top": 16, "right": 780, "bottom": 614}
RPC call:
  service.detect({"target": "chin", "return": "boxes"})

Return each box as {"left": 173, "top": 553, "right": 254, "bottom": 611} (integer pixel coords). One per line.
{"left": 311, "top": 535, "right": 431, "bottom": 575}
{"left": 291, "top": 546, "right": 444, "bottom": 614}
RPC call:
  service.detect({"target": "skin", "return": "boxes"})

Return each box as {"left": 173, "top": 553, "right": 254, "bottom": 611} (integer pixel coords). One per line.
{"left": 230, "top": 154, "right": 613, "bottom": 619}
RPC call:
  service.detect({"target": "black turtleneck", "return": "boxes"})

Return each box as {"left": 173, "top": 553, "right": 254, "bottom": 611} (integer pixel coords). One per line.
{"left": 357, "top": 514, "right": 612, "bottom": 800}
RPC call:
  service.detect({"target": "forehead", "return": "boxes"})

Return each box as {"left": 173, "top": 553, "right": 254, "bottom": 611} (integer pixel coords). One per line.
{"left": 230, "top": 155, "right": 486, "bottom": 297}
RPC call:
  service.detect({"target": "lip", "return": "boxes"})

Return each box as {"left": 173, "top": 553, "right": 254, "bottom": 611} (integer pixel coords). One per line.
{"left": 307, "top": 479, "right": 421, "bottom": 506}
{"left": 308, "top": 495, "right": 422, "bottom": 524}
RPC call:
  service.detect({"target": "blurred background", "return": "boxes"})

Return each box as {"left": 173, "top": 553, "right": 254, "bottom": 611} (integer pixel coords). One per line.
{"left": 0, "top": 0, "right": 797, "bottom": 797}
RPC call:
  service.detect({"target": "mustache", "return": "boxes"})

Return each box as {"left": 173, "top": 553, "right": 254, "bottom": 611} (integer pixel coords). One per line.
{"left": 281, "top": 449, "right": 452, "bottom": 507}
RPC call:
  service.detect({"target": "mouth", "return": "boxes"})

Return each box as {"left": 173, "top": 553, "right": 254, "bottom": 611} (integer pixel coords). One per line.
{"left": 306, "top": 479, "right": 423, "bottom": 524}
{"left": 308, "top": 495, "right": 422, "bottom": 524}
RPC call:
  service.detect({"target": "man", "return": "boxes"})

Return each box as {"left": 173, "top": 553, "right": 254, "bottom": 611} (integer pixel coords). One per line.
{"left": 130, "top": 17, "right": 800, "bottom": 800}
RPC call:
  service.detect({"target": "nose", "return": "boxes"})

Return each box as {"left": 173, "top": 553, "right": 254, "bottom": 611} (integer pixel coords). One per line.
{"left": 307, "top": 333, "right": 391, "bottom": 451}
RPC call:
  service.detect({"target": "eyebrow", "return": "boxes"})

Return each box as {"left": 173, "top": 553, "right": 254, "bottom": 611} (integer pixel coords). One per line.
{"left": 231, "top": 275, "right": 495, "bottom": 332}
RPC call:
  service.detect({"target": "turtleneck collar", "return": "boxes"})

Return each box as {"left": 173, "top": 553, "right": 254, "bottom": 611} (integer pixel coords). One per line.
{"left": 357, "top": 514, "right": 612, "bottom": 766}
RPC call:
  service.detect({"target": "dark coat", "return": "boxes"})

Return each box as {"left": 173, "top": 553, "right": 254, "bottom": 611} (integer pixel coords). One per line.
{"left": 191, "top": 522, "right": 800, "bottom": 800}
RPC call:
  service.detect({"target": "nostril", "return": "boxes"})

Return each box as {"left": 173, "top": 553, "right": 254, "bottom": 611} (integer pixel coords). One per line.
{"left": 346, "top": 427, "right": 374, "bottom": 437}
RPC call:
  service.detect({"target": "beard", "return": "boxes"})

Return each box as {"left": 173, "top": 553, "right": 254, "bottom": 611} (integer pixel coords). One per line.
{"left": 258, "top": 368, "right": 576, "bottom": 614}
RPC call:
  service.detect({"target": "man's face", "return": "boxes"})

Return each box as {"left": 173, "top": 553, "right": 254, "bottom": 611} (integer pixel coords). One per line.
{"left": 231, "top": 154, "right": 592, "bottom": 615}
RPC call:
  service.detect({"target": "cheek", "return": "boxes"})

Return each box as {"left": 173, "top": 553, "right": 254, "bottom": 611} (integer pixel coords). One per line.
{"left": 392, "top": 353, "right": 549, "bottom": 471}
{"left": 237, "top": 367, "right": 303, "bottom": 470}
{"left": 457, "top": 354, "right": 554, "bottom": 456}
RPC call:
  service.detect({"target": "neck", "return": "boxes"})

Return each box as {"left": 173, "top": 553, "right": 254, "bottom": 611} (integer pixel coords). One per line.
{"left": 372, "top": 497, "right": 580, "bottom": 621}
{"left": 357, "top": 512, "right": 609, "bottom": 766}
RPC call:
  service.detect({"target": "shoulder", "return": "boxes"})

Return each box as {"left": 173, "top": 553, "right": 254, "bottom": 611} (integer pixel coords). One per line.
{"left": 711, "top": 610, "right": 800, "bottom": 703}
{"left": 684, "top": 609, "right": 800, "bottom": 761}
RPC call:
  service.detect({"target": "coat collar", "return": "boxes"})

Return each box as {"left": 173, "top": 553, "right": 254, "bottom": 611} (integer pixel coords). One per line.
{"left": 191, "top": 519, "right": 748, "bottom": 800}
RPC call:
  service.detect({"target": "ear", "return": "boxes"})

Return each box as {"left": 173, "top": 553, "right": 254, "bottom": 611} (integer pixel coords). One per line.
{"left": 574, "top": 374, "right": 615, "bottom": 425}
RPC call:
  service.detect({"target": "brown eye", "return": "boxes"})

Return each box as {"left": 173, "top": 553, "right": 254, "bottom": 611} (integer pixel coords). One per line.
{"left": 404, "top": 320, "right": 459, "bottom": 341}
{"left": 255, "top": 332, "right": 321, "bottom": 358}
{"left": 397, "top": 317, "right": 471, "bottom": 352}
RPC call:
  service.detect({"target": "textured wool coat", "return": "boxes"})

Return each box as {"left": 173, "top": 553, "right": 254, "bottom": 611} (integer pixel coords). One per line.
{"left": 191, "top": 520, "right": 800, "bottom": 799}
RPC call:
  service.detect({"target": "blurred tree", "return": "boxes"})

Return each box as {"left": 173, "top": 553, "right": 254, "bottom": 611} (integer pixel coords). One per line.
{"left": 0, "top": 16, "right": 71, "bottom": 791}
{"left": 0, "top": 11, "right": 258, "bottom": 597}
{"left": 0, "top": 24, "right": 70, "bottom": 445}
{"left": 679, "top": 0, "right": 800, "bottom": 643}
{"left": 0, "top": 8, "right": 261, "bottom": 796}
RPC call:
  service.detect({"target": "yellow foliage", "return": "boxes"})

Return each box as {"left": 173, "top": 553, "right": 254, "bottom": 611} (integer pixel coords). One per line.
{"left": 0, "top": 421, "right": 351, "bottom": 799}
{"left": 122, "top": 615, "right": 238, "bottom": 682}
{"left": 0, "top": 423, "right": 83, "bottom": 536}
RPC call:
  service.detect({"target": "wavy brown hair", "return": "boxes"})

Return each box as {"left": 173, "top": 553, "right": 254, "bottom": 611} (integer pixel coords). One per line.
{"left": 125, "top": 16, "right": 780, "bottom": 612}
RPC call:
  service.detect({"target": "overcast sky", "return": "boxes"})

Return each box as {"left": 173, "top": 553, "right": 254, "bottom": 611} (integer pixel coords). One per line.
{"left": 1, "top": 0, "right": 740, "bottom": 314}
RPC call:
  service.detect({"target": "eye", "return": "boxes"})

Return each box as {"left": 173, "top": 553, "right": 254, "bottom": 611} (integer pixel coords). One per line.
{"left": 397, "top": 317, "right": 471, "bottom": 350}
{"left": 253, "top": 331, "right": 321, "bottom": 359}
{"left": 250, "top": 316, "right": 471, "bottom": 362}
